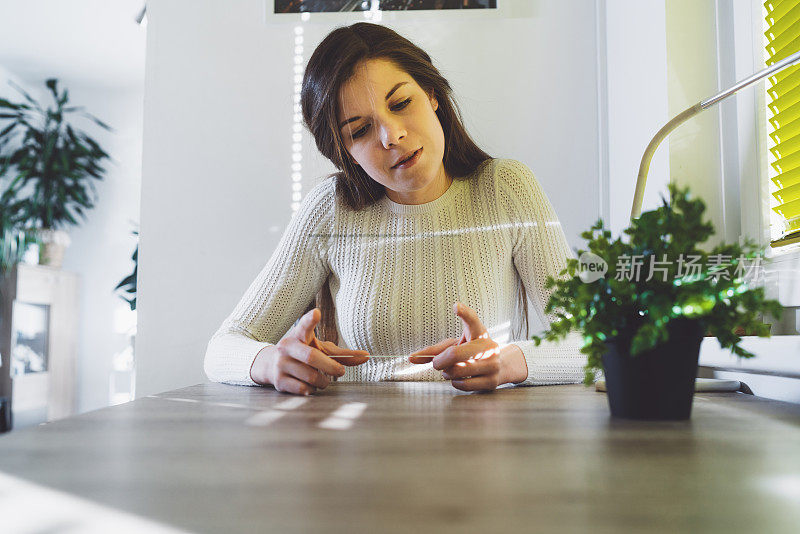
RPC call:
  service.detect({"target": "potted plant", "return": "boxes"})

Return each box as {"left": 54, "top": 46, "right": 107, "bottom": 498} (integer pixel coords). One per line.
{"left": 0, "top": 174, "right": 34, "bottom": 276}
{"left": 532, "top": 184, "right": 783, "bottom": 420}
{"left": 114, "top": 229, "right": 138, "bottom": 311}
{"left": 0, "top": 172, "right": 35, "bottom": 433}
{"left": 0, "top": 78, "right": 111, "bottom": 268}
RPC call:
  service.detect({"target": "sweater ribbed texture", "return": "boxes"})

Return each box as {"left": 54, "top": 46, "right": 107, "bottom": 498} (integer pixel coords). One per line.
{"left": 204, "top": 158, "right": 586, "bottom": 387}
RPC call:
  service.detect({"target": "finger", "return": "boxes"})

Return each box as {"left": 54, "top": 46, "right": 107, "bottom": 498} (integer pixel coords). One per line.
{"left": 441, "top": 356, "right": 500, "bottom": 379}
{"left": 318, "top": 341, "right": 369, "bottom": 365}
{"left": 320, "top": 340, "right": 370, "bottom": 357}
{"left": 282, "top": 357, "right": 331, "bottom": 389}
{"left": 274, "top": 373, "right": 317, "bottom": 396}
{"left": 450, "top": 375, "right": 499, "bottom": 392}
{"left": 285, "top": 341, "right": 346, "bottom": 377}
{"left": 331, "top": 355, "right": 370, "bottom": 366}
{"left": 432, "top": 339, "right": 497, "bottom": 370}
{"left": 410, "top": 338, "right": 458, "bottom": 356}
{"left": 293, "top": 308, "right": 321, "bottom": 345}
{"left": 453, "top": 302, "right": 488, "bottom": 342}
{"left": 309, "top": 335, "right": 327, "bottom": 353}
{"left": 409, "top": 338, "right": 458, "bottom": 364}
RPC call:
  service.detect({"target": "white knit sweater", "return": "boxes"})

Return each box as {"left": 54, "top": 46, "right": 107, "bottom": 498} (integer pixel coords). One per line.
{"left": 204, "top": 158, "right": 586, "bottom": 387}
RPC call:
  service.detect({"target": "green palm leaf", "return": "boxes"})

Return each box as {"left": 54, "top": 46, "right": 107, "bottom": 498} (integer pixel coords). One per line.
{"left": 0, "top": 77, "right": 112, "bottom": 231}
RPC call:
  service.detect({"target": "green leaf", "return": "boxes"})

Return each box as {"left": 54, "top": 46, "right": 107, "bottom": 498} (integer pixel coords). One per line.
{"left": 530, "top": 184, "right": 784, "bottom": 380}
{"left": 8, "top": 80, "right": 43, "bottom": 113}
{"left": 80, "top": 112, "right": 112, "bottom": 131}
{"left": 0, "top": 122, "right": 17, "bottom": 140}
{"left": 0, "top": 78, "right": 111, "bottom": 233}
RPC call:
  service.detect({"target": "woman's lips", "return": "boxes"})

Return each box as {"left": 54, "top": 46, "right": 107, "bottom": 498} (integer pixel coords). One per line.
{"left": 392, "top": 148, "right": 422, "bottom": 170}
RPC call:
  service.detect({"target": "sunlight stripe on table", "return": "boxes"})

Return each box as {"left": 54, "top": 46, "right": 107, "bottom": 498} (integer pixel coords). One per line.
{"left": 207, "top": 401, "right": 249, "bottom": 409}
{"left": 245, "top": 410, "right": 287, "bottom": 427}
{"left": 150, "top": 396, "right": 251, "bottom": 410}
{"left": 273, "top": 397, "right": 309, "bottom": 411}
{"left": 318, "top": 402, "right": 368, "bottom": 430}
{"left": 245, "top": 397, "right": 309, "bottom": 427}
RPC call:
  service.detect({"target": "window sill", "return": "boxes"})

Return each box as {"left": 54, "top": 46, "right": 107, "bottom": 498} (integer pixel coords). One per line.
{"left": 764, "top": 246, "right": 800, "bottom": 308}
{"left": 699, "top": 335, "right": 800, "bottom": 379}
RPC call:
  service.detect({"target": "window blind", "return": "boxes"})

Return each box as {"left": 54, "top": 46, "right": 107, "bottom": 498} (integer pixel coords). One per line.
{"left": 765, "top": 0, "right": 800, "bottom": 246}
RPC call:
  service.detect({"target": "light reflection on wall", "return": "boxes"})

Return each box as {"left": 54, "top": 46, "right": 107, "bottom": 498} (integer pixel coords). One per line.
{"left": 292, "top": 8, "right": 383, "bottom": 216}
{"left": 291, "top": 22, "right": 306, "bottom": 215}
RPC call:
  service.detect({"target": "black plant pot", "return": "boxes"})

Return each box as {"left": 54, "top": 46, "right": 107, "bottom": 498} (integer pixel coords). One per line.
{"left": 0, "top": 396, "right": 11, "bottom": 433}
{"left": 601, "top": 318, "right": 705, "bottom": 420}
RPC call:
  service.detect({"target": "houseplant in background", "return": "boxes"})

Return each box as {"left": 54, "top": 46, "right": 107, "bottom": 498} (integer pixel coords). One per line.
{"left": 532, "top": 184, "right": 784, "bottom": 421}
{"left": 0, "top": 174, "right": 34, "bottom": 277}
{"left": 111, "top": 227, "right": 138, "bottom": 404}
{"left": 0, "top": 78, "right": 112, "bottom": 268}
{"left": 0, "top": 172, "right": 34, "bottom": 433}
{"left": 114, "top": 229, "right": 138, "bottom": 311}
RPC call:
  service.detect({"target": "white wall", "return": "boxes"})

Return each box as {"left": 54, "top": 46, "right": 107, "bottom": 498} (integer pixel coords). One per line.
{"left": 0, "top": 66, "right": 46, "bottom": 116}
{"left": 603, "top": 0, "right": 670, "bottom": 236}
{"left": 0, "top": 66, "right": 143, "bottom": 414}
{"left": 58, "top": 85, "right": 142, "bottom": 412}
{"left": 137, "top": 0, "right": 607, "bottom": 396}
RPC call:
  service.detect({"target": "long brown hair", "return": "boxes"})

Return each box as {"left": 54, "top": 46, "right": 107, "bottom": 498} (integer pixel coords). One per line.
{"left": 300, "top": 22, "right": 528, "bottom": 343}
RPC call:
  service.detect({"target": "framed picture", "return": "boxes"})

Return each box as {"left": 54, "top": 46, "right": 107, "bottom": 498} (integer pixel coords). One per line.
{"left": 274, "top": 1, "right": 497, "bottom": 13}
{"left": 264, "top": 0, "right": 528, "bottom": 24}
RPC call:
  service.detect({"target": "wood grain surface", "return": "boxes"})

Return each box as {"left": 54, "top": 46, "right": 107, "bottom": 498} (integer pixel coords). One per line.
{"left": 0, "top": 382, "right": 799, "bottom": 533}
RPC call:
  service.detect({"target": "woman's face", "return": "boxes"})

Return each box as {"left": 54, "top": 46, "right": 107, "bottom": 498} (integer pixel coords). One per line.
{"left": 337, "top": 58, "right": 449, "bottom": 205}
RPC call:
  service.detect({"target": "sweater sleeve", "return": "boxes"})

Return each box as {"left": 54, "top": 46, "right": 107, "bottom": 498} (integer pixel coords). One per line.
{"left": 495, "top": 159, "right": 587, "bottom": 386}
{"left": 204, "top": 178, "right": 335, "bottom": 386}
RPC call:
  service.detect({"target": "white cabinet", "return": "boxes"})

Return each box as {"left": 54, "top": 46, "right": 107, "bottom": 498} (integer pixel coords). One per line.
{"left": 0, "top": 264, "right": 79, "bottom": 430}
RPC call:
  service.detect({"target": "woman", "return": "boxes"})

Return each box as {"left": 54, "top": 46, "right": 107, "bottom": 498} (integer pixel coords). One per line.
{"left": 204, "top": 22, "right": 585, "bottom": 396}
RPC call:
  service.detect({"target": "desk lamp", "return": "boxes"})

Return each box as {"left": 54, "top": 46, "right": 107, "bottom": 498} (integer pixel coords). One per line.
{"left": 631, "top": 49, "right": 800, "bottom": 220}
{"left": 625, "top": 50, "right": 800, "bottom": 393}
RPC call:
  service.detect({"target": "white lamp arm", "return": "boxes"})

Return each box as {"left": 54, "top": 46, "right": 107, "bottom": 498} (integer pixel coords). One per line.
{"left": 630, "top": 50, "right": 800, "bottom": 220}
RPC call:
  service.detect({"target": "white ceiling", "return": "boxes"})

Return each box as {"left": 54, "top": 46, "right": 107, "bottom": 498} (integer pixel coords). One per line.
{"left": 0, "top": 0, "right": 146, "bottom": 89}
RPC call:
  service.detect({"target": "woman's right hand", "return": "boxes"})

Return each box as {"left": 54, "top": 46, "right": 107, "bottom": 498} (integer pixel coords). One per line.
{"left": 249, "top": 308, "right": 370, "bottom": 395}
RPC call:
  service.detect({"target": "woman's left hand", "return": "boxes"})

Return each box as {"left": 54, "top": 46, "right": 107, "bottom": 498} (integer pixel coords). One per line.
{"left": 408, "top": 302, "right": 528, "bottom": 391}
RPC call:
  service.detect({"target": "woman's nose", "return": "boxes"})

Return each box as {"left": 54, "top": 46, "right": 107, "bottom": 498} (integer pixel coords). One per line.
{"left": 379, "top": 118, "right": 406, "bottom": 149}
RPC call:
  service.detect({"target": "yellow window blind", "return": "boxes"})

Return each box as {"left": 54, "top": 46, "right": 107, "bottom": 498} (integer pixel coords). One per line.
{"left": 765, "top": 0, "right": 800, "bottom": 245}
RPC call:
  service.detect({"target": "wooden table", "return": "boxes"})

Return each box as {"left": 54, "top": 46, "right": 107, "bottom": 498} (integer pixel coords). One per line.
{"left": 1, "top": 382, "right": 799, "bottom": 533}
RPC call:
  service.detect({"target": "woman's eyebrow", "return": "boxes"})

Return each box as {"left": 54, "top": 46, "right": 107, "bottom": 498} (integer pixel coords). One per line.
{"left": 338, "top": 81, "right": 409, "bottom": 129}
